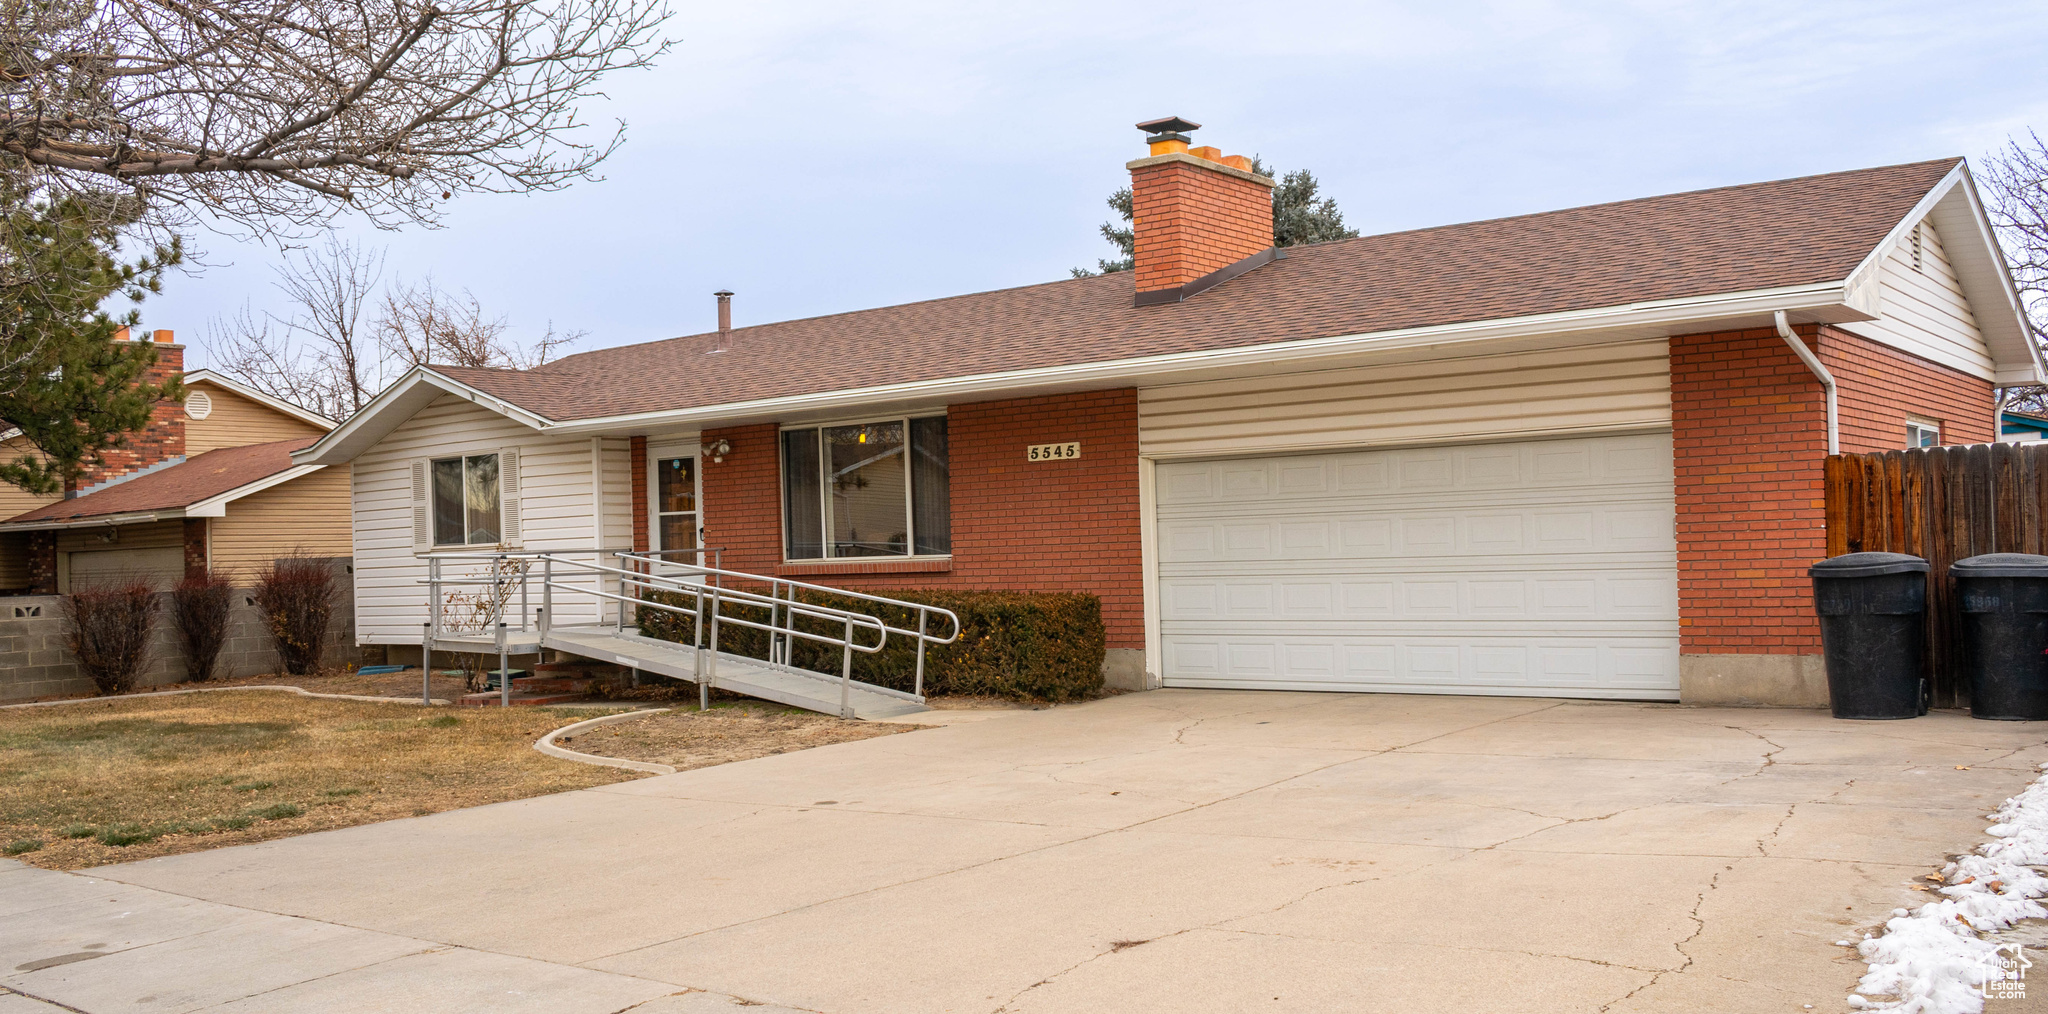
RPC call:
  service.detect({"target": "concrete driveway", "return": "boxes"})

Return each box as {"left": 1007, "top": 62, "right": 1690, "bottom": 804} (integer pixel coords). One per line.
{"left": 5, "top": 690, "right": 2047, "bottom": 1013}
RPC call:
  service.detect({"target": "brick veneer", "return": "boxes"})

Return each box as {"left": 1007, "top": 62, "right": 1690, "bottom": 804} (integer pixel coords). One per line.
{"left": 1129, "top": 155, "right": 1273, "bottom": 295}
{"left": 688, "top": 390, "right": 1145, "bottom": 649}
{"left": 630, "top": 435, "right": 649, "bottom": 552}
{"left": 183, "top": 518, "right": 208, "bottom": 580}
{"left": 26, "top": 532, "right": 55, "bottom": 595}
{"left": 1671, "top": 323, "right": 1994, "bottom": 657}
{"left": 73, "top": 341, "right": 185, "bottom": 494}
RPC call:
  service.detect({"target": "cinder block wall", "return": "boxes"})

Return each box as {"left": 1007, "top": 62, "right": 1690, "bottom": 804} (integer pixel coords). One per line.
{"left": 1669, "top": 323, "right": 1994, "bottom": 706}
{"left": 0, "top": 558, "right": 356, "bottom": 701}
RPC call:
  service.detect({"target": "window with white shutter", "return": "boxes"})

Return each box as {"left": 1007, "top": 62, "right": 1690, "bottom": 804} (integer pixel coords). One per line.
{"left": 498, "top": 447, "right": 522, "bottom": 547}
{"left": 424, "top": 453, "right": 508, "bottom": 547}
{"left": 410, "top": 459, "right": 431, "bottom": 553}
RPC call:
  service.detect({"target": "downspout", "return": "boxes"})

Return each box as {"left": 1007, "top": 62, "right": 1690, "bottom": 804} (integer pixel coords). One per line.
{"left": 1775, "top": 310, "right": 1839, "bottom": 455}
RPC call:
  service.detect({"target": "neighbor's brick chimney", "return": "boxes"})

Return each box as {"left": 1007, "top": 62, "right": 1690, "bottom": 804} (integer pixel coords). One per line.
{"left": 70, "top": 327, "right": 185, "bottom": 496}
{"left": 1127, "top": 117, "right": 1275, "bottom": 306}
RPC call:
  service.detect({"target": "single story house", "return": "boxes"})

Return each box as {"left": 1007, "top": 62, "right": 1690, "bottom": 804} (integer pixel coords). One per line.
{"left": 294, "top": 120, "right": 2041, "bottom": 707}
{"left": 1999, "top": 408, "right": 2048, "bottom": 443}
{"left": 0, "top": 333, "right": 350, "bottom": 593}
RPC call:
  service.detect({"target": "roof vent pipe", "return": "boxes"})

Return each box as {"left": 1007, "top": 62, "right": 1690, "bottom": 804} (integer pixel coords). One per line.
{"left": 1775, "top": 310, "right": 1838, "bottom": 455}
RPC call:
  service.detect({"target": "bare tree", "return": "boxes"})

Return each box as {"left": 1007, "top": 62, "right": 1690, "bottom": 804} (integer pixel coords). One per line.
{"left": 207, "top": 245, "right": 580, "bottom": 419}
{"left": 376, "top": 276, "right": 578, "bottom": 370}
{"left": 1, "top": 0, "right": 672, "bottom": 235}
{"left": 210, "top": 238, "right": 384, "bottom": 419}
{"left": 0, "top": 0, "right": 667, "bottom": 385}
{"left": 1981, "top": 133, "right": 2048, "bottom": 412}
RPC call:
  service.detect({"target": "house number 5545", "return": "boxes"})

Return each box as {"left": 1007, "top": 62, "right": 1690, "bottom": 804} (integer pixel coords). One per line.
{"left": 1027, "top": 442, "right": 1081, "bottom": 462}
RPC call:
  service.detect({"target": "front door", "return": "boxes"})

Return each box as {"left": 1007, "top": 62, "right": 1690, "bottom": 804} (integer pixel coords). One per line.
{"left": 646, "top": 446, "right": 702, "bottom": 573}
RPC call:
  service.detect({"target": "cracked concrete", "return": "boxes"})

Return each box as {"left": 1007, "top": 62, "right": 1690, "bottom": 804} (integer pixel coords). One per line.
{"left": 4, "top": 689, "right": 2045, "bottom": 1013}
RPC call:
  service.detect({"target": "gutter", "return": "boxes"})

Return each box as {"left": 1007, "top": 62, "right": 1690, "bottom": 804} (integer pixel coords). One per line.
{"left": 1775, "top": 310, "right": 1840, "bottom": 455}
{"left": 545, "top": 280, "right": 1864, "bottom": 437}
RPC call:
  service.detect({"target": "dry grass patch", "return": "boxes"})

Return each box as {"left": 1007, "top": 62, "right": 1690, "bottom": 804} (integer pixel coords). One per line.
{"left": 559, "top": 700, "right": 918, "bottom": 771}
{"left": 0, "top": 691, "right": 641, "bottom": 870}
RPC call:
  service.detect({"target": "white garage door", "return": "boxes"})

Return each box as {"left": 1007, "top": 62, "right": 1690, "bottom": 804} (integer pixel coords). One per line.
{"left": 1155, "top": 432, "right": 1679, "bottom": 699}
{"left": 65, "top": 547, "right": 184, "bottom": 592}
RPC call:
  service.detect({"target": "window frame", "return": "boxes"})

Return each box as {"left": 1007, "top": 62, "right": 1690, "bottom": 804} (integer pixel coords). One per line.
{"left": 429, "top": 451, "right": 502, "bottom": 548}
{"left": 1906, "top": 418, "right": 1942, "bottom": 449}
{"left": 778, "top": 413, "right": 950, "bottom": 563}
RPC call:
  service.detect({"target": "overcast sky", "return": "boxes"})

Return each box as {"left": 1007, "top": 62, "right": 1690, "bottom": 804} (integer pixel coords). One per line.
{"left": 151, "top": 0, "right": 2048, "bottom": 370}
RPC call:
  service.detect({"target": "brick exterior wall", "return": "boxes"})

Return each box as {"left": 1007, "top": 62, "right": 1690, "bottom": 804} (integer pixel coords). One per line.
{"left": 630, "top": 435, "right": 649, "bottom": 552}
{"left": 682, "top": 391, "right": 1145, "bottom": 649}
{"left": 73, "top": 341, "right": 185, "bottom": 493}
{"left": 26, "top": 532, "right": 54, "bottom": 595}
{"left": 1824, "top": 325, "right": 1996, "bottom": 453}
{"left": 1129, "top": 156, "right": 1273, "bottom": 295}
{"left": 1670, "top": 323, "right": 1995, "bottom": 656}
{"left": 183, "top": 518, "right": 208, "bottom": 580}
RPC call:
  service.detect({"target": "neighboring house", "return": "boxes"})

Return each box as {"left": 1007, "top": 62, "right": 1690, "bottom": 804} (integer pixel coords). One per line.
{"left": 1999, "top": 408, "right": 2048, "bottom": 443}
{"left": 294, "top": 121, "right": 2042, "bottom": 708}
{"left": 0, "top": 332, "right": 349, "bottom": 593}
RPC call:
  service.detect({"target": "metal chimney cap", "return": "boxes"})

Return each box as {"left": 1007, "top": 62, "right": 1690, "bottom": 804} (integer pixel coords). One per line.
{"left": 1136, "top": 116, "right": 1201, "bottom": 134}
{"left": 713, "top": 289, "right": 734, "bottom": 297}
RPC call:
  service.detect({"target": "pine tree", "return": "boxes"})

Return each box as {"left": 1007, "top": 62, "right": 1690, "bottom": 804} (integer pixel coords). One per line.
{"left": 1073, "top": 157, "right": 1358, "bottom": 278}
{"left": 0, "top": 189, "right": 183, "bottom": 495}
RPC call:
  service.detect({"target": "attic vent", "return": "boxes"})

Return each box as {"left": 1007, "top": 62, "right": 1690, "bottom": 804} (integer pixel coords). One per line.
{"left": 1910, "top": 224, "right": 1924, "bottom": 273}
{"left": 185, "top": 389, "right": 213, "bottom": 420}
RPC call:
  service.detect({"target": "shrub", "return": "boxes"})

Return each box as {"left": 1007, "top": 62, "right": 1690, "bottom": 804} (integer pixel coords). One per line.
{"left": 171, "top": 572, "right": 234, "bottom": 681}
{"left": 639, "top": 587, "right": 1105, "bottom": 702}
{"left": 254, "top": 556, "right": 334, "bottom": 675}
{"left": 64, "top": 580, "right": 161, "bottom": 696}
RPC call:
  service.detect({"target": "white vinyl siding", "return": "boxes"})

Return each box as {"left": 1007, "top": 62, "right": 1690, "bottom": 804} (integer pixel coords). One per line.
{"left": 1155, "top": 433, "right": 1679, "bottom": 699}
{"left": 1839, "top": 219, "right": 1994, "bottom": 380}
{"left": 1137, "top": 341, "right": 1671, "bottom": 459}
{"left": 353, "top": 394, "right": 616, "bottom": 642}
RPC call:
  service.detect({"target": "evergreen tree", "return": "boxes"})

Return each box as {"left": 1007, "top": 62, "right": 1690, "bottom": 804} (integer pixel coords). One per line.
{"left": 1073, "top": 157, "right": 1358, "bottom": 278}
{"left": 0, "top": 189, "right": 182, "bottom": 495}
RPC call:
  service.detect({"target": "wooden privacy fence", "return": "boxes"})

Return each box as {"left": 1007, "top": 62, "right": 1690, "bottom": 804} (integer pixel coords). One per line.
{"left": 1825, "top": 442, "right": 2048, "bottom": 708}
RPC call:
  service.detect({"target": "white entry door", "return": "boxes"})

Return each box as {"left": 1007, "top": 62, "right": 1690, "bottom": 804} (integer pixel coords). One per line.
{"left": 1154, "top": 432, "right": 1679, "bottom": 699}
{"left": 645, "top": 446, "right": 704, "bottom": 576}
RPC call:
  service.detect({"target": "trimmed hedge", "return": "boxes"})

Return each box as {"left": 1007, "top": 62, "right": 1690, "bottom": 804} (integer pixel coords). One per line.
{"left": 637, "top": 587, "right": 1105, "bottom": 702}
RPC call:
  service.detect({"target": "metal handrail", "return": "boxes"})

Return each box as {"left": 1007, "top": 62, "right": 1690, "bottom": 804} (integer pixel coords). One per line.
{"left": 417, "top": 550, "right": 902, "bottom": 717}
{"left": 613, "top": 552, "right": 963, "bottom": 699}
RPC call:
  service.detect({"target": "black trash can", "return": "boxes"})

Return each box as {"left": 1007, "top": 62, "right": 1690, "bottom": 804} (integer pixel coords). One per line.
{"left": 1952, "top": 553, "right": 2048, "bottom": 721}
{"left": 1810, "top": 553, "right": 1929, "bottom": 720}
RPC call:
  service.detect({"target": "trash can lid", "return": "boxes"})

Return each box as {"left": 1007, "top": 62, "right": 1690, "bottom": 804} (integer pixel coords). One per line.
{"left": 1951, "top": 553, "right": 2048, "bottom": 577}
{"left": 1809, "top": 552, "right": 1930, "bottom": 577}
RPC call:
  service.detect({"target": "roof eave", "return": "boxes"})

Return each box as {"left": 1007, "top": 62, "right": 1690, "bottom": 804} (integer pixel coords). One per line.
{"left": 540, "top": 279, "right": 1868, "bottom": 435}
{"left": 183, "top": 370, "right": 339, "bottom": 431}
{"left": 0, "top": 463, "right": 325, "bottom": 531}
{"left": 1845, "top": 161, "right": 2046, "bottom": 386}
{"left": 292, "top": 368, "right": 556, "bottom": 466}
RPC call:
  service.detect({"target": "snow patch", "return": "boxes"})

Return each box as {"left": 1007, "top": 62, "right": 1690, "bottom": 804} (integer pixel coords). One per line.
{"left": 1847, "top": 762, "right": 2048, "bottom": 1013}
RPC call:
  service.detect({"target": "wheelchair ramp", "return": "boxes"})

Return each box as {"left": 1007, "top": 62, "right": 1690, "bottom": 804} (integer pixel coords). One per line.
{"left": 540, "top": 626, "right": 930, "bottom": 720}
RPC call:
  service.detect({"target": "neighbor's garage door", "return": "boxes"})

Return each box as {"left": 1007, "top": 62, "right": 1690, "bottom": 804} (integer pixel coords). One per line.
{"left": 65, "top": 547, "right": 184, "bottom": 592}
{"left": 1155, "top": 432, "right": 1679, "bottom": 699}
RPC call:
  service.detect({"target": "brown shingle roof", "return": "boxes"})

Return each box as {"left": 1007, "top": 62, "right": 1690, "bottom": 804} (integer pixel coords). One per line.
{"left": 438, "top": 158, "right": 1960, "bottom": 422}
{"left": 5, "top": 437, "right": 318, "bottom": 524}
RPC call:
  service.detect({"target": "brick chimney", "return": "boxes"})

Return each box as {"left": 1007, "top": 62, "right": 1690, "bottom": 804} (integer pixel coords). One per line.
{"left": 68, "top": 328, "right": 185, "bottom": 496}
{"left": 1127, "top": 117, "right": 1276, "bottom": 306}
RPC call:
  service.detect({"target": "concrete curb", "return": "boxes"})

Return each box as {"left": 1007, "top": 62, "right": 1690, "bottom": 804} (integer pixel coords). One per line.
{"left": 0, "top": 685, "right": 452, "bottom": 710}
{"left": 534, "top": 709, "right": 676, "bottom": 774}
